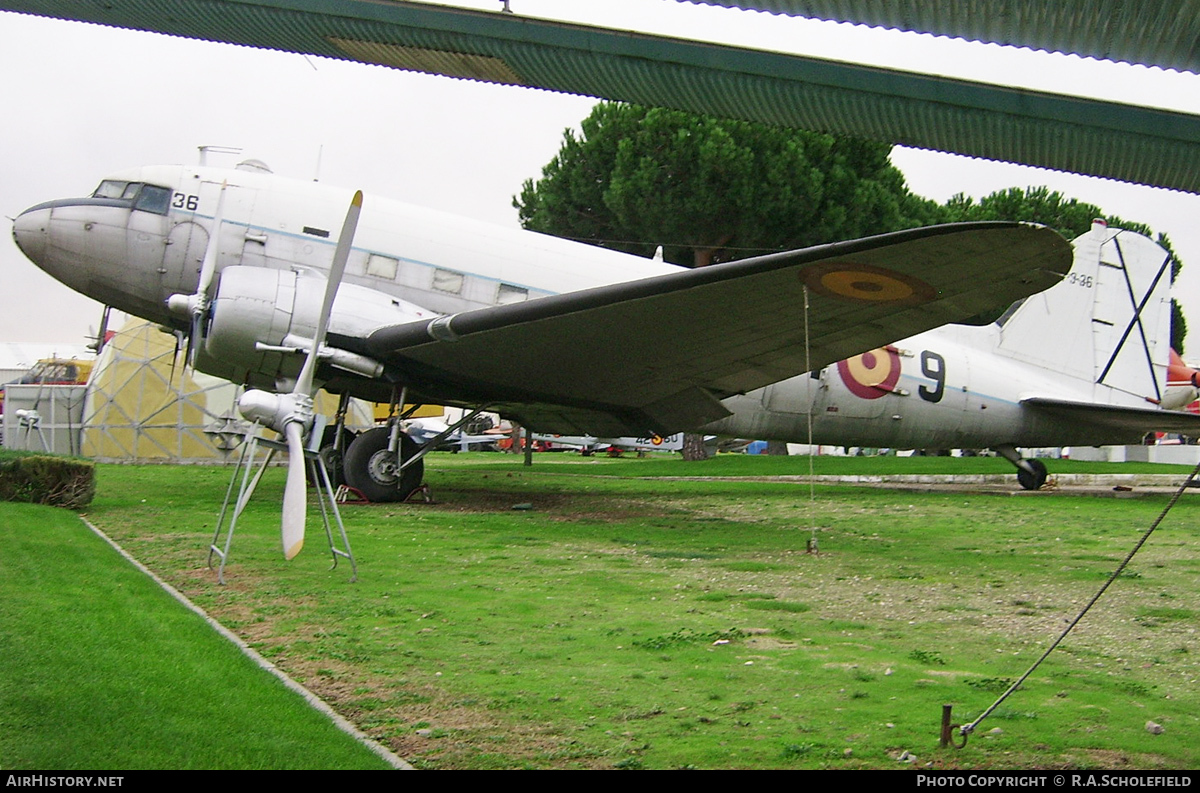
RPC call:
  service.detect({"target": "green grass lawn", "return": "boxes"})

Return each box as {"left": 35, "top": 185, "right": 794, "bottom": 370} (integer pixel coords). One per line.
{"left": 420, "top": 450, "right": 1200, "bottom": 478}
{"left": 8, "top": 452, "right": 1200, "bottom": 769}
{"left": 0, "top": 502, "right": 393, "bottom": 770}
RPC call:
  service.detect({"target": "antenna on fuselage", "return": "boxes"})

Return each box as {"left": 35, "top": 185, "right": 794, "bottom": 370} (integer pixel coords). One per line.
{"left": 197, "top": 145, "right": 243, "bottom": 167}
{"left": 314, "top": 144, "right": 323, "bottom": 183}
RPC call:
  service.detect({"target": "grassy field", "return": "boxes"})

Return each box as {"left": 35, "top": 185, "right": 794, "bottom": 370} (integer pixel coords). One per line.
{"left": 10, "top": 452, "right": 1200, "bottom": 769}
{"left": 412, "top": 451, "right": 1200, "bottom": 478}
{"left": 0, "top": 502, "right": 393, "bottom": 769}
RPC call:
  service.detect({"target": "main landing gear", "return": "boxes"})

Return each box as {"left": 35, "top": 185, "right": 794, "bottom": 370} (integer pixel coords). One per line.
{"left": 344, "top": 426, "right": 424, "bottom": 502}
{"left": 996, "top": 445, "right": 1048, "bottom": 491}
{"left": 316, "top": 392, "right": 492, "bottom": 503}
{"left": 313, "top": 392, "right": 426, "bottom": 503}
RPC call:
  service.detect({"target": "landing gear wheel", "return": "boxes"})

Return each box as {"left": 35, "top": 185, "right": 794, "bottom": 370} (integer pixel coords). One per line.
{"left": 344, "top": 426, "right": 424, "bottom": 502}
{"left": 1017, "top": 459, "right": 1048, "bottom": 491}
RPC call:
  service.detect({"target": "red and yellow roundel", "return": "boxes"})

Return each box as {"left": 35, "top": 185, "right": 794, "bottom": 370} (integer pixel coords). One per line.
{"left": 804, "top": 262, "right": 936, "bottom": 305}
{"left": 837, "top": 347, "right": 901, "bottom": 399}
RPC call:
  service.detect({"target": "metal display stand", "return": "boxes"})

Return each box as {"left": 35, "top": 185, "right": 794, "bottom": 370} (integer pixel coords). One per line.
{"left": 15, "top": 410, "right": 50, "bottom": 452}
{"left": 207, "top": 420, "right": 357, "bottom": 584}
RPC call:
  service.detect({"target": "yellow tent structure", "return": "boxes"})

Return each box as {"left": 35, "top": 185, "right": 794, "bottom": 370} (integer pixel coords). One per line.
{"left": 82, "top": 319, "right": 372, "bottom": 462}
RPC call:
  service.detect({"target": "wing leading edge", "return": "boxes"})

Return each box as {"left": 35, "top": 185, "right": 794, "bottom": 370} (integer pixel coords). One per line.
{"left": 335, "top": 222, "right": 1070, "bottom": 436}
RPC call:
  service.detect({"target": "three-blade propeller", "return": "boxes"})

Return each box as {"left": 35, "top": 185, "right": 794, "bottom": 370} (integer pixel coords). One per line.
{"left": 279, "top": 190, "right": 362, "bottom": 559}
{"left": 236, "top": 191, "right": 364, "bottom": 559}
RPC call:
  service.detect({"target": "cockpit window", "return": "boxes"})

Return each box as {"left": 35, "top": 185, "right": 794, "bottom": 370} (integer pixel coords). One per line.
{"left": 92, "top": 180, "right": 129, "bottom": 199}
{"left": 133, "top": 184, "right": 172, "bottom": 215}
{"left": 89, "top": 180, "right": 172, "bottom": 215}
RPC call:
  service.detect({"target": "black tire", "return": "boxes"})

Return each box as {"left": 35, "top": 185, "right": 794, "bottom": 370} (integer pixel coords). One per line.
{"left": 344, "top": 426, "right": 424, "bottom": 502}
{"left": 1016, "top": 459, "right": 1048, "bottom": 490}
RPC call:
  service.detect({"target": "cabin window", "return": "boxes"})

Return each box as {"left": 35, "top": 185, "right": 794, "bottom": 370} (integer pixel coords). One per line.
{"left": 497, "top": 283, "right": 528, "bottom": 305}
{"left": 367, "top": 253, "right": 399, "bottom": 280}
{"left": 432, "top": 268, "right": 464, "bottom": 295}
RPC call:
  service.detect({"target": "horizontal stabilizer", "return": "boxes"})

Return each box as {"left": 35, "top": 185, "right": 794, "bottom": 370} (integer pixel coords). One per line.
{"left": 343, "top": 222, "right": 1070, "bottom": 436}
{"left": 1023, "top": 397, "right": 1200, "bottom": 436}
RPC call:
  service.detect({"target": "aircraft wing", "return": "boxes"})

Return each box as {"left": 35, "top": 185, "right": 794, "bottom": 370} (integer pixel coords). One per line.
{"left": 336, "top": 222, "right": 1069, "bottom": 436}
{"left": 1022, "top": 398, "right": 1200, "bottom": 438}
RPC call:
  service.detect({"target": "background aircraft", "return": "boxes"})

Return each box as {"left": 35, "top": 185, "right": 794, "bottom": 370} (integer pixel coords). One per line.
{"left": 13, "top": 160, "right": 1070, "bottom": 556}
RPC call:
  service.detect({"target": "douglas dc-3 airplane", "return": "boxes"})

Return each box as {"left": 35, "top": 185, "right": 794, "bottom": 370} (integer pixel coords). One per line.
{"left": 12, "top": 160, "right": 1200, "bottom": 558}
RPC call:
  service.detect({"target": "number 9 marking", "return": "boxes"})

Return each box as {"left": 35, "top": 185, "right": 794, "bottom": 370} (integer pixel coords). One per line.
{"left": 918, "top": 351, "right": 945, "bottom": 403}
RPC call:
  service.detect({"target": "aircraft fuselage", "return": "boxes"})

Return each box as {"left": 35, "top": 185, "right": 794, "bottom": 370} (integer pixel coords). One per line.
{"left": 707, "top": 326, "right": 1144, "bottom": 450}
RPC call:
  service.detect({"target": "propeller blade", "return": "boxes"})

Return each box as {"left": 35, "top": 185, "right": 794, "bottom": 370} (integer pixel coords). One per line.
{"left": 184, "top": 312, "right": 201, "bottom": 371}
{"left": 295, "top": 190, "right": 362, "bottom": 396}
{"left": 168, "top": 330, "right": 182, "bottom": 386}
{"left": 278, "top": 190, "right": 362, "bottom": 560}
{"left": 187, "top": 182, "right": 228, "bottom": 369}
{"left": 91, "top": 304, "right": 112, "bottom": 354}
{"left": 280, "top": 420, "right": 308, "bottom": 560}
{"left": 195, "top": 181, "right": 228, "bottom": 299}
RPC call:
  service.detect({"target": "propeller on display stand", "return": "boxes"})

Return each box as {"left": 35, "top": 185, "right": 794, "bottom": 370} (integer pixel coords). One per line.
{"left": 237, "top": 191, "right": 363, "bottom": 559}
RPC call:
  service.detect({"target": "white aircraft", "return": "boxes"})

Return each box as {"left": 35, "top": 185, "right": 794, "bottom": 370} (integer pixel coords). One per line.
{"left": 13, "top": 158, "right": 1171, "bottom": 558}
{"left": 403, "top": 416, "right": 683, "bottom": 454}
{"left": 529, "top": 433, "right": 686, "bottom": 454}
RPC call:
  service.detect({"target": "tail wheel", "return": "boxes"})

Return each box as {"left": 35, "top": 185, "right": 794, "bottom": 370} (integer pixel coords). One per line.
{"left": 1017, "top": 459, "right": 1048, "bottom": 491}
{"left": 344, "top": 426, "right": 424, "bottom": 502}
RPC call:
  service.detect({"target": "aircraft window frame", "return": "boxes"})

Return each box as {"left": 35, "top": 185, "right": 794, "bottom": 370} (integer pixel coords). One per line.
{"left": 92, "top": 180, "right": 130, "bottom": 199}
{"left": 133, "top": 184, "right": 172, "bottom": 215}
{"left": 367, "top": 253, "right": 399, "bottom": 280}
{"left": 497, "top": 283, "right": 529, "bottom": 305}
{"left": 432, "top": 268, "right": 465, "bottom": 295}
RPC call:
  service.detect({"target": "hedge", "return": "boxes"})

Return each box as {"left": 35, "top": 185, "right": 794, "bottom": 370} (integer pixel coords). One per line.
{"left": 0, "top": 451, "right": 95, "bottom": 509}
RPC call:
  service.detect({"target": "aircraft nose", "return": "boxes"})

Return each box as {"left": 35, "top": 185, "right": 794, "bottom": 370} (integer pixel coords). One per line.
{"left": 12, "top": 204, "right": 49, "bottom": 264}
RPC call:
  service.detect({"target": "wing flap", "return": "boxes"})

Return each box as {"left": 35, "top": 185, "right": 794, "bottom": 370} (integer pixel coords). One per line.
{"left": 355, "top": 223, "right": 1070, "bottom": 435}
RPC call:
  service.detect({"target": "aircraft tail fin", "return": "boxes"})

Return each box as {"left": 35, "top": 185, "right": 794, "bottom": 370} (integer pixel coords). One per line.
{"left": 996, "top": 220, "right": 1174, "bottom": 404}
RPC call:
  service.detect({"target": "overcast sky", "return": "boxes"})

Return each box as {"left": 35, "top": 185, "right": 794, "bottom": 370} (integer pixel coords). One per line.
{"left": 3, "top": 0, "right": 1200, "bottom": 353}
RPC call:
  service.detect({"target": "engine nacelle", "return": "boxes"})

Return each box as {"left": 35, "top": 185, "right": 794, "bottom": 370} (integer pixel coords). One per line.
{"left": 204, "top": 265, "right": 432, "bottom": 382}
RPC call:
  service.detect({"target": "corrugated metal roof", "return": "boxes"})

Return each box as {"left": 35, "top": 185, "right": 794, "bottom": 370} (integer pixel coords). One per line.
{"left": 3, "top": 1, "right": 1199, "bottom": 192}
{"left": 687, "top": 1, "right": 1200, "bottom": 73}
